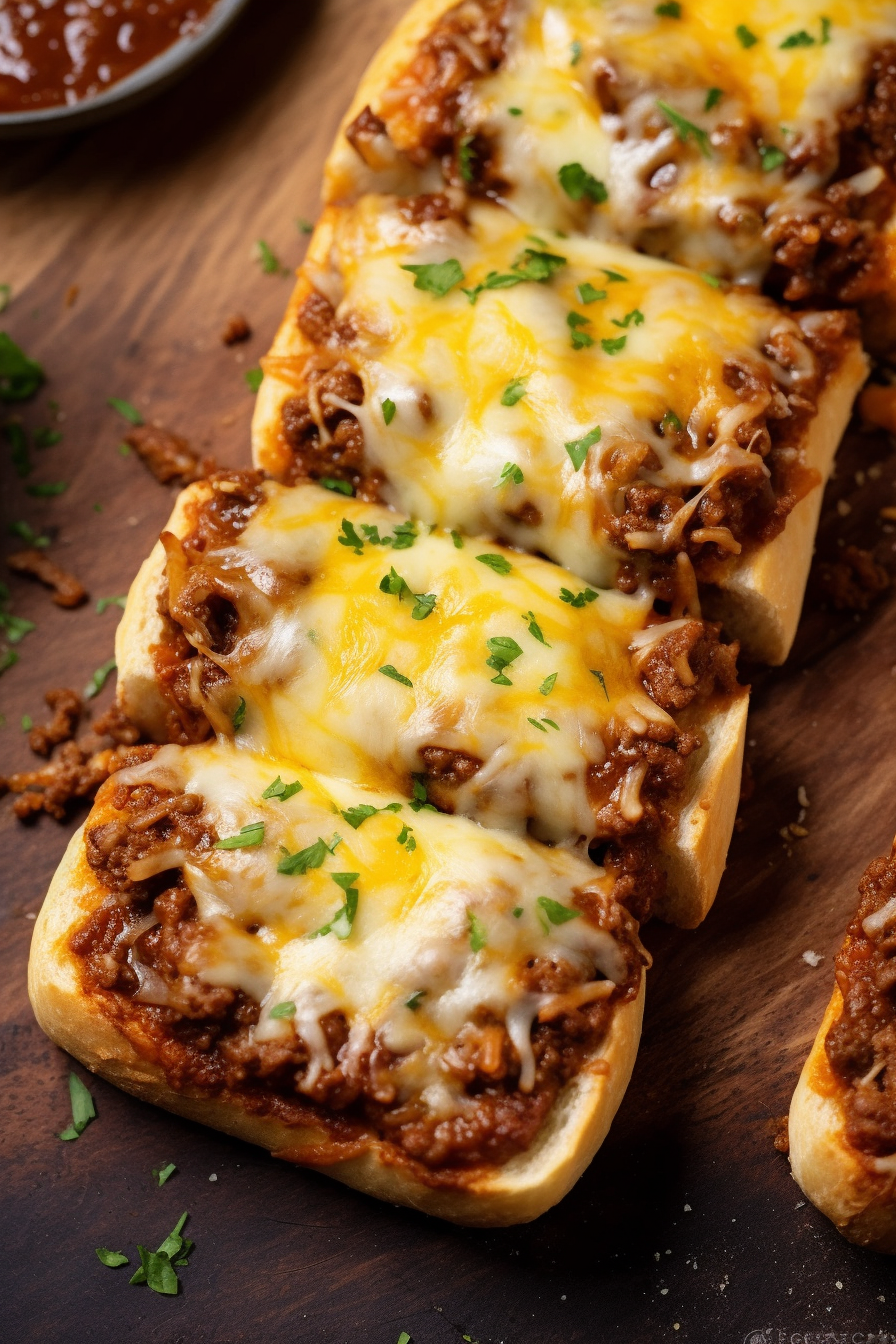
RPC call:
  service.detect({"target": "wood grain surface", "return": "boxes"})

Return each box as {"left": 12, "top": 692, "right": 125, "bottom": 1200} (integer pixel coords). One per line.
{"left": 2, "top": 2, "right": 896, "bottom": 1340}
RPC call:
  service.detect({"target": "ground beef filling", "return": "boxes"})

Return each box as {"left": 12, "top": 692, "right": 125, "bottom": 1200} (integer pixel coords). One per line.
{"left": 825, "top": 853, "right": 896, "bottom": 1158}
{"left": 73, "top": 781, "right": 643, "bottom": 1179}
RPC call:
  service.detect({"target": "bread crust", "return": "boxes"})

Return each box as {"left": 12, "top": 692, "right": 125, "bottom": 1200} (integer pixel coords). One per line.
{"left": 789, "top": 988, "right": 896, "bottom": 1253}
{"left": 28, "top": 823, "right": 645, "bottom": 1227}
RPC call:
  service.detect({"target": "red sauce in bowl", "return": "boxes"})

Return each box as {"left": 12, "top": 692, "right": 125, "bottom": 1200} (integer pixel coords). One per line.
{"left": 0, "top": 0, "right": 220, "bottom": 113}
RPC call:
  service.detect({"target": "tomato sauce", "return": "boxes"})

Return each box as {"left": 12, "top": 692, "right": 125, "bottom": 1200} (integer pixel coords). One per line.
{"left": 0, "top": 0, "right": 220, "bottom": 113}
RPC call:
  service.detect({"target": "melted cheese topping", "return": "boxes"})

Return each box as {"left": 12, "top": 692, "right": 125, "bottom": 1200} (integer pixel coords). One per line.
{"left": 115, "top": 742, "right": 637, "bottom": 1105}
{"left": 362, "top": 0, "right": 896, "bottom": 282}
{"left": 174, "top": 481, "right": 673, "bottom": 846}
{"left": 302, "top": 196, "right": 818, "bottom": 580}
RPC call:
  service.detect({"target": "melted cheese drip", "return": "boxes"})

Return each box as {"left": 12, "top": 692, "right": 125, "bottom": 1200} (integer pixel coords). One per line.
{"left": 320, "top": 196, "right": 814, "bottom": 579}
{"left": 116, "top": 742, "right": 635, "bottom": 1108}
{"left": 396, "top": 0, "right": 895, "bottom": 282}
{"left": 180, "top": 481, "right": 670, "bottom": 846}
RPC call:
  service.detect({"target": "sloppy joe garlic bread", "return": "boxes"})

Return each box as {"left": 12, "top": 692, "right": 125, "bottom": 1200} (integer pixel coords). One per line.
{"left": 325, "top": 0, "right": 896, "bottom": 308}
{"left": 28, "top": 741, "right": 647, "bottom": 1227}
{"left": 790, "top": 843, "right": 896, "bottom": 1253}
{"left": 252, "top": 196, "right": 867, "bottom": 664}
{"left": 116, "top": 474, "right": 748, "bottom": 928}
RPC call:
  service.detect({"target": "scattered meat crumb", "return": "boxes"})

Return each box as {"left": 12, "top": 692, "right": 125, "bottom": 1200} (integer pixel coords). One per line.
{"left": 815, "top": 544, "right": 889, "bottom": 611}
{"left": 772, "top": 1115, "right": 790, "bottom": 1154}
{"left": 123, "top": 423, "right": 215, "bottom": 487}
{"left": 28, "top": 687, "right": 82, "bottom": 756}
{"left": 221, "top": 314, "right": 252, "bottom": 346}
{"left": 881, "top": 506, "right": 896, "bottom": 521}
{"left": 802, "top": 950, "right": 823, "bottom": 967}
{"left": 65, "top": 284, "right": 79, "bottom": 308}
{"left": 7, "top": 549, "right": 88, "bottom": 608}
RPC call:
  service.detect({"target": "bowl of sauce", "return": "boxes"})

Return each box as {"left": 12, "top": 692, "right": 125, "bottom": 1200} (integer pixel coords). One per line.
{"left": 0, "top": 0, "right": 252, "bottom": 134}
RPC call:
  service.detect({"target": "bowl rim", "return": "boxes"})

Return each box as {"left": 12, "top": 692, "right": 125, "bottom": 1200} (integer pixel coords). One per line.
{"left": 0, "top": 0, "right": 252, "bottom": 129}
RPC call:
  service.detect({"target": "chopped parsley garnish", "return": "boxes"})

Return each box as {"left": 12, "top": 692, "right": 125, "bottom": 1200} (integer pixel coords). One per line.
{"left": 501, "top": 378, "right": 528, "bottom": 407}
{"left": 821, "top": 15, "right": 831, "bottom": 43}
{"left": 601, "top": 335, "right": 627, "bottom": 354}
{"left": 409, "top": 777, "right": 437, "bottom": 813}
{"left": 297, "top": 218, "right": 314, "bottom": 234}
{"left": 320, "top": 477, "right": 353, "bottom": 495}
{"left": 379, "top": 566, "right": 437, "bottom": 619}
{"left": 26, "top": 480, "right": 68, "bottom": 496}
{"left": 84, "top": 657, "right": 116, "bottom": 700}
{"left": 245, "top": 366, "right": 264, "bottom": 393}
{"left": 565, "top": 425, "right": 601, "bottom": 471}
{"left": 130, "top": 1211, "right": 193, "bottom": 1293}
{"left": 0, "top": 649, "right": 18, "bottom": 676}
{"left": 512, "top": 247, "right": 567, "bottom": 282}
{"left": 655, "top": 1, "right": 681, "bottom": 15}
{"left": 705, "top": 87, "right": 723, "bottom": 112}
{"left": 450, "top": 530, "right": 464, "bottom": 549}
{"left": 0, "top": 284, "right": 10, "bottom": 313}
{"left": 382, "top": 397, "right": 396, "bottom": 425}
{"left": 310, "top": 872, "right": 359, "bottom": 940}
{"left": 270, "top": 1001, "right": 297, "bottom": 1019}
{"left": 476, "top": 553, "right": 512, "bottom": 576}
{"left": 277, "top": 833, "right": 341, "bottom": 876}
{"left": 485, "top": 635, "right": 523, "bottom": 685}
{"left": 558, "top": 162, "right": 608, "bottom": 205}
{"left": 118, "top": 441, "right": 131, "bottom": 455}
{"left": 58, "top": 1071, "right": 96, "bottom": 1141}
{"left": 256, "top": 239, "right": 285, "bottom": 274}
{"left": 34, "top": 426, "right": 62, "bottom": 447}
{"left": 522, "top": 610, "right": 550, "bottom": 646}
{"left": 338, "top": 518, "right": 365, "bottom": 554}
{"left": 96, "top": 1249, "right": 129, "bottom": 1268}
{"left": 759, "top": 144, "right": 787, "bottom": 172}
{"left": 107, "top": 397, "right": 142, "bottom": 425}
{"left": 496, "top": 461, "right": 524, "bottom": 486}
{"left": 153, "top": 1163, "right": 176, "bottom": 1187}
{"left": 262, "top": 775, "right": 303, "bottom": 801}
{"left": 232, "top": 696, "right": 247, "bottom": 730}
{"left": 404, "top": 990, "right": 425, "bottom": 1011}
{"left": 661, "top": 409, "right": 683, "bottom": 434}
{"left": 508, "top": 106, "right": 522, "bottom": 116}
{"left": 570, "top": 39, "right": 582, "bottom": 65}
{"left": 611, "top": 308, "right": 644, "bottom": 329}
{"left": 780, "top": 28, "right": 815, "bottom": 48}
{"left": 567, "top": 311, "right": 595, "bottom": 349}
{"left": 22, "top": 714, "right": 33, "bottom": 731}
{"left": 397, "top": 822, "right": 416, "bottom": 852}
{"left": 591, "top": 669, "right": 610, "bottom": 700}
{"left": 735, "top": 24, "right": 758, "bottom": 48}
{"left": 215, "top": 822, "right": 265, "bottom": 850}
{"left": 5, "top": 421, "right": 30, "bottom": 477}
{"left": 560, "top": 586, "right": 597, "bottom": 607}
{"left": 528, "top": 717, "right": 547, "bottom": 732}
{"left": 576, "top": 282, "right": 606, "bottom": 304}
{"left": 10, "top": 519, "right": 50, "bottom": 547}
{"left": 0, "top": 333, "right": 44, "bottom": 401}
{"left": 389, "top": 520, "right": 417, "bottom": 550}
{"left": 602, "top": 268, "right": 628, "bottom": 283}
{"left": 341, "top": 801, "right": 402, "bottom": 829}
{"left": 468, "top": 910, "right": 488, "bottom": 952}
{"left": 656, "top": 101, "right": 712, "bottom": 158}
{"left": 536, "top": 895, "right": 582, "bottom": 931}
{"left": 700, "top": 271, "right": 722, "bottom": 287}
{"left": 458, "top": 134, "right": 477, "bottom": 184}
{"left": 96, "top": 595, "right": 127, "bottom": 614}
{"left": 0, "top": 610, "right": 36, "bottom": 643}
{"left": 400, "top": 259, "right": 464, "bottom": 297}
{"left": 379, "top": 664, "right": 413, "bottom": 687}
{"left": 539, "top": 672, "right": 557, "bottom": 696}
{"left": 542, "top": 718, "right": 559, "bottom": 730}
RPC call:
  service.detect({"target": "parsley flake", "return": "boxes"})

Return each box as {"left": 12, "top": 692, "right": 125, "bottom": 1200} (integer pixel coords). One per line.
{"left": 539, "top": 672, "right": 557, "bottom": 696}
{"left": 565, "top": 425, "right": 601, "bottom": 471}
{"left": 780, "top": 28, "right": 815, "bottom": 48}
{"left": 215, "top": 822, "right": 265, "bottom": 850}
{"left": 705, "top": 87, "right": 723, "bottom": 112}
{"left": 26, "top": 480, "right": 68, "bottom": 497}
{"left": 58, "top": 1071, "right": 96, "bottom": 1141}
{"left": 320, "top": 477, "right": 353, "bottom": 495}
{"left": 458, "top": 134, "right": 477, "bottom": 184}
{"left": 4, "top": 421, "right": 31, "bottom": 477}
{"left": 576, "top": 282, "right": 606, "bottom": 304}
{"left": 567, "top": 310, "right": 595, "bottom": 349}
{"left": 400, "top": 259, "right": 464, "bottom": 297}
{"left": 379, "top": 566, "right": 436, "bottom": 619}
{"left": 542, "top": 718, "right": 559, "bottom": 730}
{"left": 96, "top": 1249, "right": 129, "bottom": 1268}
{"left": 107, "top": 397, "right": 142, "bottom": 425}
{"left": 570, "top": 39, "right": 582, "bottom": 65}
{"left": 338, "top": 518, "right": 365, "bottom": 554}
{"left": 759, "top": 144, "right": 787, "bottom": 172}
{"left": 0, "top": 284, "right": 10, "bottom": 314}
{"left": 501, "top": 378, "right": 528, "bottom": 406}
{"left": 508, "top": 106, "right": 523, "bottom": 116}
{"left": 404, "top": 991, "right": 425, "bottom": 1012}
{"left": 153, "top": 1163, "right": 176, "bottom": 1187}
{"left": 379, "top": 664, "right": 413, "bottom": 687}
{"left": 591, "top": 669, "right": 610, "bottom": 700}
{"left": 409, "top": 777, "right": 437, "bottom": 813}
{"left": 297, "top": 218, "right": 314, "bottom": 234}
{"left": 558, "top": 162, "right": 608, "bottom": 205}
{"left": 0, "top": 333, "right": 44, "bottom": 401}
{"left": 611, "top": 308, "right": 644, "bottom": 329}
{"left": 9, "top": 519, "right": 49, "bottom": 547}
{"left": 245, "top": 366, "right": 264, "bottom": 392}
{"left": 821, "top": 16, "right": 832, "bottom": 44}
{"left": 232, "top": 696, "right": 247, "bottom": 730}
{"left": 21, "top": 714, "right": 32, "bottom": 731}
{"left": 735, "top": 24, "right": 758, "bottom": 48}
{"left": 537, "top": 895, "right": 582, "bottom": 931}
{"left": 277, "top": 833, "right": 341, "bottom": 876}
{"left": 0, "top": 649, "right": 18, "bottom": 676}
{"left": 655, "top": 1, "right": 681, "bottom": 14}
{"left": 84, "top": 657, "right": 116, "bottom": 700}
{"left": 0, "top": 610, "right": 35, "bottom": 643}
{"left": 382, "top": 398, "right": 396, "bottom": 425}
{"left": 602, "top": 268, "right": 628, "bottom": 283}
{"left": 496, "top": 461, "right": 524, "bottom": 487}
{"left": 522, "top": 610, "right": 550, "bottom": 646}
{"left": 512, "top": 247, "right": 567, "bottom": 282}
{"left": 129, "top": 1212, "right": 192, "bottom": 1293}
{"left": 476, "top": 553, "right": 512, "bottom": 576}
{"left": 270, "top": 1001, "right": 297, "bottom": 1019}
{"left": 528, "top": 716, "right": 547, "bottom": 732}
{"left": 96, "top": 595, "right": 127, "bottom": 614}
{"left": 263, "top": 776, "right": 303, "bottom": 801}
{"left": 656, "top": 100, "right": 712, "bottom": 158}
{"left": 485, "top": 635, "right": 523, "bottom": 685}
{"left": 450, "top": 529, "right": 464, "bottom": 549}
{"left": 256, "top": 239, "right": 286, "bottom": 274}
{"left": 397, "top": 822, "right": 416, "bottom": 852}
{"left": 310, "top": 872, "right": 359, "bottom": 940}
{"left": 601, "top": 335, "right": 627, "bottom": 354}
{"left": 661, "top": 410, "right": 683, "bottom": 434}
{"left": 468, "top": 910, "right": 488, "bottom": 952}
{"left": 341, "top": 801, "right": 402, "bottom": 829}
{"left": 700, "top": 271, "right": 722, "bottom": 287}
{"left": 560, "top": 586, "right": 597, "bottom": 607}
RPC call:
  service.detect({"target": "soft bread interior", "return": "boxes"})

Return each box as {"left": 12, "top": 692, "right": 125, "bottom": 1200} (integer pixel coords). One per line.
{"left": 789, "top": 988, "right": 896, "bottom": 1254}
{"left": 115, "top": 483, "right": 748, "bottom": 930}
{"left": 29, "top": 821, "right": 645, "bottom": 1227}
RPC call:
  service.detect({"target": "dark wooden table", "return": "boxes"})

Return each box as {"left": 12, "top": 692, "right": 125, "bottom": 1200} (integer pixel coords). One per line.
{"left": 3, "top": 2, "right": 896, "bottom": 1339}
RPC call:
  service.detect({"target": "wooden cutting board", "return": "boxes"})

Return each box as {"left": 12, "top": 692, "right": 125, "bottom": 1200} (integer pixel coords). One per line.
{"left": 2, "top": 2, "right": 895, "bottom": 1339}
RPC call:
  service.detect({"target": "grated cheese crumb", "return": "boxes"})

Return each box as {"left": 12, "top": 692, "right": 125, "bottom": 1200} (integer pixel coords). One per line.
{"left": 802, "top": 950, "right": 823, "bottom": 967}
{"left": 797, "top": 786, "right": 809, "bottom": 809}
{"left": 836, "top": 1281, "right": 843, "bottom": 1290}
{"left": 790, "top": 823, "right": 809, "bottom": 838}
{"left": 660, "top": 1289, "right": 669, "bottom": 1296}
{"left": 683, "top": 1203, "right": 691, "bottom": 1212}
{"left": 209, "top": 1173, "right": 218, "bottom": 1181}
